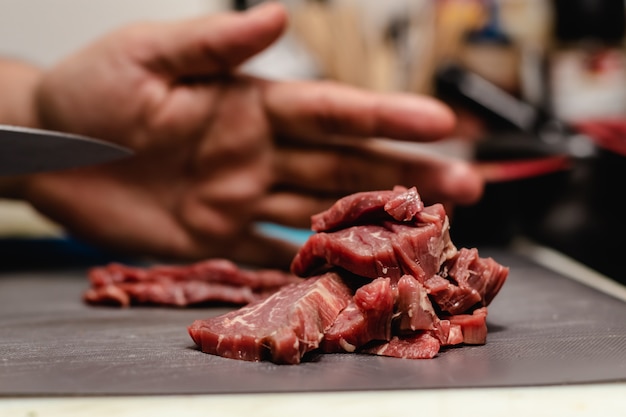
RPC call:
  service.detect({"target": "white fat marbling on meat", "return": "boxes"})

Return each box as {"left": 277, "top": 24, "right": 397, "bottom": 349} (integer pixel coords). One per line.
{"left": 339, "top": 338, "right": 356, "bottom": 352}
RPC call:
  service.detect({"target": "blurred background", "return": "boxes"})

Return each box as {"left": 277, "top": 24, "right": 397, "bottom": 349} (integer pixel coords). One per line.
{"left": 1, "top": 0, "right": 625, "bottom": 284}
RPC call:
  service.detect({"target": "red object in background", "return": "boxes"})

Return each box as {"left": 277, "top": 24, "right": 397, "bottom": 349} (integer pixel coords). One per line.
{"left": 573, "top": 119, "right": 626, "bottom": 157}
{"left": 476, "top": 155, "right": 572, "bottom": 183}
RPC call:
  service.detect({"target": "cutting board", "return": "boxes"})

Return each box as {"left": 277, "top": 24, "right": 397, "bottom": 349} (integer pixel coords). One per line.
{"left": 1, "top": 249, "right": 625, "bottom": 396}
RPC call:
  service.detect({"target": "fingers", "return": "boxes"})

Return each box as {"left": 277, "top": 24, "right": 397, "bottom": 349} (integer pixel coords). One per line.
{"left": 432, "top": 159, "right": 484, "bottom": 205}
{"left": 132, "top": 2, "right": 287, "bottom": 78}
{"left": 194, "top": 230, "right": 299, "bottom": 270}
{"left": 262, "top": 80, "right": 456, "bottom": 143}
{"left": 254, "top": 192, "right": 337, "bottom": 228}
{"left": 272, "top": 143, "right": 484, "bottom": 206}
{"left": 273, "top": 147, "right": 389, "bottom": 192}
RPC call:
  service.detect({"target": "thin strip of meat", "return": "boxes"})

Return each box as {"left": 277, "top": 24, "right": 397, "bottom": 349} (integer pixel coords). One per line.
{"left": 187, "top": 272, "right": 353, "bottom": 364}
{"left": 89, "top": 259, "right": 298, "bottom": 289}
{"left": 311, "top": 185, "right": 423, "bottom": 232}
{"left": 360, "top": 333, "right": 442, "bottom": 360}
{"left": 85, "top": 259, "right": 301, "bottom": 307}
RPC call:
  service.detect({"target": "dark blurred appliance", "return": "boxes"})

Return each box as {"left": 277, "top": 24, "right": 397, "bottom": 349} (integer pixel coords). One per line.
{"left": 437, "top": 57, "right": 626, "bottom": 285}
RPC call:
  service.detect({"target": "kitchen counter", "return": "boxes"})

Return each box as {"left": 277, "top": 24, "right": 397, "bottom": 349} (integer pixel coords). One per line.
{"left": 1, "top": 240, "right": 625, "bottom": 416}
{"left": 2, "top": 383, "right": 625, "bottom": 417}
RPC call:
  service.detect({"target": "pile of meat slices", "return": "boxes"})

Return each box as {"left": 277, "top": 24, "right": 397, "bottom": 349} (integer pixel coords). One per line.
{"left": 86, "top": 186, "right": 508, "bottom": 364}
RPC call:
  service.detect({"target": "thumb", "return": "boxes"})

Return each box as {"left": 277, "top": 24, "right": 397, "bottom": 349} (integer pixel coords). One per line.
{"left": 138, "top": 2, "right": 288, "bottom": 78}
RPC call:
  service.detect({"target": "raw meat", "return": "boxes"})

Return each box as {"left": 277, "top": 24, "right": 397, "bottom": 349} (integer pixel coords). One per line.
{"left": 188, "top": 272, "right": 353, "bottom": 364}
{"left": 448, "top": 307, "right": 489, "bottom": 345}
{"left": 395, "top": 275, "right": 441, "bottom": 334}
{"left": 360, "top": 333, "right": 441, "bottom": 359}
{"left": 383, "top": 186, "right": 424, "bottom": 222}
{"left": 188, "top": 186, "right": 509, "bottom": 364}
{"left": 84, "top": 259, "right": 300, "bottom": 307}
{"left": 311, "top": 185, "right": 423, "bottom": 232}
{"left": 291, "top": 204, "right": 457, "bottom": 282}
{"left": 426, "top": 248, "right": 509, "bottom": 314}
{"left": 321, "top": 277, "right": 395, "bottom": 353}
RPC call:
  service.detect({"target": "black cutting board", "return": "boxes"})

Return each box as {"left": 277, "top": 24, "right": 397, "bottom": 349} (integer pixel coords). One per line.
{"left": 1, "top": 249, "right": 625, "bottom": 396}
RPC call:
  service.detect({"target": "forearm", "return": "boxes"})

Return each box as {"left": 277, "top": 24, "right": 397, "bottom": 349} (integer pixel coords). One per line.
{"left": 0, "top": 58, "right": 43, "bottom": 128}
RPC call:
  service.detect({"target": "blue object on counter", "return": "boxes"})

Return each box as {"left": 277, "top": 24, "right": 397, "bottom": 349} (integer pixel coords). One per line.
{"left": 256, "top": 222, "right": 313, "bottom": 246}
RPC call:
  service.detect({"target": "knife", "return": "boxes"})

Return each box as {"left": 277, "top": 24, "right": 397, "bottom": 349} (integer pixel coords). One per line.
{"left": 0, "top": 124, "right": 132, "bottom": 176}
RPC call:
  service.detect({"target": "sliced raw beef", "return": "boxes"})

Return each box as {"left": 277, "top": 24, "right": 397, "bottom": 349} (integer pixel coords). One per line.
{"left": 321, "top": 277, "right": 395, "bottom": 353}
{"left": 74, "top": 185, "right": 509, "bottom": 363}
{"left": 186, "top": 186, "right": 508, "bottom": 363}
{"left": 448, "top": 307, "right": 489, "bottom": 345}
{"left": 291, "top": 204, "right": 457, "bottom": 282}
{"left": 360, "top": 333, "right": 442, "bottom": 359}
{"left": 321, "top": 274, "right": 445, "bottom": 356}
{"left": 383, "top": 186, "right": 423, "bottom": 221}
{"left": 395, "top": 275, "right": 441, "bottom": 334}
{"left": 85, "top": 279, "right": 268, "bottom": 307}
{"left": 445, "top": 248, "right": 508, "bottom": 306}
{"left": 425, "top": 248, "right": 509, "bottom": 314}
{"left": 188, "top": 272, "right": 353, "bottom": 364}
{"left": 311, "top": 186, "right": 423, "bottom": 232}
{"left": 84, "top": 259, "right": 300, "bottom": 307}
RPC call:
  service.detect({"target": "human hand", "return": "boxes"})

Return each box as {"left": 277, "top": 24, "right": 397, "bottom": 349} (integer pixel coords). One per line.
{"left": 24, "top": 3, "right": 483, "bottom": 268}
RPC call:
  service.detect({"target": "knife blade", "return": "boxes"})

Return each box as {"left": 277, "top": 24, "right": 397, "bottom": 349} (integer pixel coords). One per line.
{"left": 0, "top": 124, "right": 132, "bottom": 176}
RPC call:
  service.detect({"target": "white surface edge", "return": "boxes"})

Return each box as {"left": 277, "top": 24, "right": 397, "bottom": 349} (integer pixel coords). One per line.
{"left": 1, "top": 383, "right": 625, "bottom": 417}
{"left": 511, "top": 237, "right": 626, "bottom": 302}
